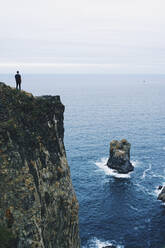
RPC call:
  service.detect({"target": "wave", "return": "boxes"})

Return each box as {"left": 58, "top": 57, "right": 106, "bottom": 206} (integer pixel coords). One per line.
{"left": 83, "top": 237, "right": 124, "bottom": 248}
{"left": 134, "top": 181, "right": 165, "bottom": 199}
{"left": 128, "top": 204, "right": 139, "bottom": 212}
{"left": 141, "top": 164, "right": 152, "bottom": 179}
{"left": 163, "top": 147, "right": 165, "bottom": 150}
{"left": 95, "top": 157, "right": 131, "bottom": 178}
{"left": 151, "top": 174, "right": 165, "bottom": 180}
{"left": 154, "top": 188, "right": 161, "bottom": 197}
{"left": 134, "top": 182, "right": 148, "bottom": 194}
{"left": 134, "top": 182, "right": 157, "bottom": 197}
{"left": 132, "top": 160, "right": 140, "bottom": 167}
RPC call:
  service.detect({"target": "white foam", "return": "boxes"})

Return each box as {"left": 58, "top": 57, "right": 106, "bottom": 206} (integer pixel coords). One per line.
{"left": 83, "top": 238, "right": 124, "bottom": 248}
{"left": 154, "top": 188, "right": 161, "bottom": 197}
{"left": 135, "top": 182, "right": 157, "bottom": 197}
{"left": 134, "top": 183, "right": 147, "bottom": 194}
{"left": 135, "top": 182, "right": 165, "bottom": 198}
{"left": 95, "top": 157, "right": 131, "bottom": 178}
{"left": 151, "top": 174, "right": 165, "bottom": 180}
{"left": 141, "top": 164, "right": 152, "bottom": 179}
{"left": 94, "top": 238, "right": 114, "bottom": 248}
{"left": 128, "top": 204, "right": 139, "bottom": 212}
{"left": 131, "top": 160, "right": 140, "bottom": 167}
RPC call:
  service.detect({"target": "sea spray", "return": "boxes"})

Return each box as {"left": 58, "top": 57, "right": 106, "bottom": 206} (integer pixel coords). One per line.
{"left": 95, "top": 157, "right": 131, "bottom": 178}
{"left": 83, "top": 237, "right": 124, "bottom": 248}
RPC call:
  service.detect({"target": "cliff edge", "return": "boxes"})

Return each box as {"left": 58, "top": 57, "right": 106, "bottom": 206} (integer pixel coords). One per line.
{"left": 0, "top": 83, "right": 80, "bottom": 248}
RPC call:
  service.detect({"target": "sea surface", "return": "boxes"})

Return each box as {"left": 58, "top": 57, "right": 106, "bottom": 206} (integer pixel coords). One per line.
{"left": 1, "top": 74, "right": 165, "bottom": 248}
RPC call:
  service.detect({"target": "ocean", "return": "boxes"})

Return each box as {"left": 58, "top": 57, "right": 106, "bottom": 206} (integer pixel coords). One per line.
{"left": 1, "top": 74, "right": 165, "bottom": 248}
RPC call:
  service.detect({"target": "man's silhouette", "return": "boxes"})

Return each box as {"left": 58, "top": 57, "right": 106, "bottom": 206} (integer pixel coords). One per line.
{"left": 15, "top": 71, "right": 21, "bottom": 90}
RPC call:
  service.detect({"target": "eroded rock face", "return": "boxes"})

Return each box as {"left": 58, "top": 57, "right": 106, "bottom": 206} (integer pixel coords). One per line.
{"left": 107, "top": 139, "right": 134, "bottom": 174}
{"left": 0, "top": 83, "right": 80, "bottom": 248}
{"left": 158, "top": 186, "right": 165, "bottom": 203}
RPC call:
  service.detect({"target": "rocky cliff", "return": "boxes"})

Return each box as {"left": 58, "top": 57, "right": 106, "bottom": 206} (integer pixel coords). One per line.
{"left": 0, "top": 83, "right": 80, "bottom": 248}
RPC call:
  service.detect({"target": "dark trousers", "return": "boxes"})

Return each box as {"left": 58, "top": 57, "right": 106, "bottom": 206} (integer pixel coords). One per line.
{"left": 16, "top": 82, "right": 21, "bottom": 90}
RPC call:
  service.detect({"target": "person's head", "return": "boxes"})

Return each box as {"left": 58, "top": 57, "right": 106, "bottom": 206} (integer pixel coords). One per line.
{"left": 17, "top": 71, "right": 19, "bottom": 74}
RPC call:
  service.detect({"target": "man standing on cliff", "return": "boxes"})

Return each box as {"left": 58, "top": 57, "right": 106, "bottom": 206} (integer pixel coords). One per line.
{"left": 15, "top": 71, "right": 22, "bottom": 90}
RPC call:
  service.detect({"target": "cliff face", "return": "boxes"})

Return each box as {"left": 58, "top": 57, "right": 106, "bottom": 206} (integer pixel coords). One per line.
{"left": 0, "top": 83, "right": 80, "bottom": 248}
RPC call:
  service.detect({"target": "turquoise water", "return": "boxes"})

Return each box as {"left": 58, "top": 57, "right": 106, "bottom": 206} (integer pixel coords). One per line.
{"left": 2, "top": 74, "right": 165, "bottom": 248}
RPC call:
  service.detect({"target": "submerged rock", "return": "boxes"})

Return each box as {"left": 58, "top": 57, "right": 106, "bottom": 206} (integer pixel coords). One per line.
{"left": 158, "top": 185, "right": 163, "bottom": 190}
{"left": 0, "top": 83, "right": 80, "bottom": 248}
{"left": 158, "top": 186, "right": 165, "bottom": 202}
{"left": 107, "top": 139, "right": 134, "bottom": 174}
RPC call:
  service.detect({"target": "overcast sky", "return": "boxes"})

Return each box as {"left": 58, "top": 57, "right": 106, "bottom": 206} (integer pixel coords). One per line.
{"left": 1, "top": 0, "right": 165, "bottom": 73}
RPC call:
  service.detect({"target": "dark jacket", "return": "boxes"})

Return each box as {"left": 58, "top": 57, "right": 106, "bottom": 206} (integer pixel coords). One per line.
{"left": 15, "top": 74, "right": 21, "bottom": 83}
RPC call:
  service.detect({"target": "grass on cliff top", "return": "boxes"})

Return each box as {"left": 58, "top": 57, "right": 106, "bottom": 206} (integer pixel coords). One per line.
{"left": 0, "top": 226, "right": 17, "bottom": 248}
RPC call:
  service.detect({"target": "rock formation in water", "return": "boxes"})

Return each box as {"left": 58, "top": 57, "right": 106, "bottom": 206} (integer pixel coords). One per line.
{"left": 158, "top": 185, "right": 163, "bottom": 190}
{"left": 158, "top": 186, "right": 165, "bottom": 203}
{"left": 107, "top": 139, "right": 134, "bottom": 174}
{"left": 0, "top": 83, "right": 80, "bottom": 247}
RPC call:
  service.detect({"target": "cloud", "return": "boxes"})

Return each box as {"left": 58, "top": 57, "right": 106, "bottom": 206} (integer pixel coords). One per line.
{"left": 0, "top": 0, "right": 165, "bottom": 73}
{"left": 0, "top": 62, "right": 164, "bottom": 74}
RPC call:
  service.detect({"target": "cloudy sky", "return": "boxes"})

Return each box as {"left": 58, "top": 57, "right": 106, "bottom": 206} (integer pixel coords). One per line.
{"left": 1, "top": 0, "right": 165, "bottom": 73}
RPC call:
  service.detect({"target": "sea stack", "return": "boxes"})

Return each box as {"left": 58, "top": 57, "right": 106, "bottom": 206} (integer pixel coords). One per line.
{"left": 0, "top": 83, "right": 80, "bottom": 248}
{"left": 107, "top": 139, "right": 134, "bottom": 174}
{"left": 158, "top": 186, "right": 165, "bottom": 202}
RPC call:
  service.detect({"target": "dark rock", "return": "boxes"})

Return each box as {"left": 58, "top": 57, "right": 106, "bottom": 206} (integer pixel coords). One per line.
{"left": 158, "top": 185, "right": 163, "bottom": 190}
{"left": 0, "top": 225, "right": 18, "bottom": 247}
{"left": 158, "top": 186, "right": 165, "bottom": 202}
{"left": 0, "top": 83, "right": 80, "bottom": 248}
{"left": 107, "top": 139, "right": 134, "bottom": 174}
